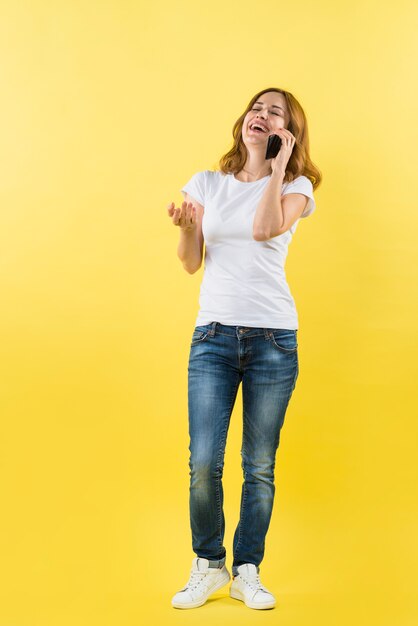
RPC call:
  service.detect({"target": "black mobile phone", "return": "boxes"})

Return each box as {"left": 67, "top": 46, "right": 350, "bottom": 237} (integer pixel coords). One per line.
{"left": 265, "top": 134, "right": 282, "bottom": 160}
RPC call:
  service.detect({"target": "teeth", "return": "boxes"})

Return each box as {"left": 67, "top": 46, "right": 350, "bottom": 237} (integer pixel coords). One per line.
{"left": 250, "top": 124, "right": 268, "bottom": 132}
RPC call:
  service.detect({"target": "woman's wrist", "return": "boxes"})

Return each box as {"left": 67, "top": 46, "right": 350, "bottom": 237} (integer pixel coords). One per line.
{"left": 272, "top": 167, "right": 285, "bottom": 180}
{"left": 179, "top": 225, "right": 198, "bottom": 236}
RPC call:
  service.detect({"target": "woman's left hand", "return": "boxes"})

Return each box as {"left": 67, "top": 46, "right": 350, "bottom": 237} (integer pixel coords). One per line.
{"left": 269, "top": 128, "right": 296, "bottom": 176}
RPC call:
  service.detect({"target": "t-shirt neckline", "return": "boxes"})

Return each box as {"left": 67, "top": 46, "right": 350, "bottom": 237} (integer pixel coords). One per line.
{"left": 230, "top": 173, "right": 271, "bottom": 184}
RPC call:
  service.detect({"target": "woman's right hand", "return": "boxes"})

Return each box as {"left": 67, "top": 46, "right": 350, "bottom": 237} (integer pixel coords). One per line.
{"left": 167, "top": 201, "right": 197, "bottom": 232}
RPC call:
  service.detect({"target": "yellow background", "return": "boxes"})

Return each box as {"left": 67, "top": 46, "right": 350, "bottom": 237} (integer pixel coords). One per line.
{"left": 0, "top": 1, "right": 417, "bottom": 625}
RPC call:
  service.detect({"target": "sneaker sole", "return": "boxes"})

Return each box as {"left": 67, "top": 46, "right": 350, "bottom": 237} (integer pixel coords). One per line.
{"left": 230, "top": 587, "right": 276, "bottom": 609}
{"left": 171, "top": 570, "right": 231, "bottom": 609}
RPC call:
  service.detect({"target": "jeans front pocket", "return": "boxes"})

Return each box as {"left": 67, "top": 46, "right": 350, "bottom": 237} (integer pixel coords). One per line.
{"left": 267, "top": 329, "right": 298, "bottom": 354}
{"left": 190, "top": 325, "right": 211, "bottom": 347}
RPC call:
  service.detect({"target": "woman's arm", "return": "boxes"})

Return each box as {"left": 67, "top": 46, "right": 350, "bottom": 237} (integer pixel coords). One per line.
{"left": 253, "top": 170, "right": 307, "bottom": 240}
{"left": 177, "top": 228, "right": 203, "bottom": 274}
{"left": 173, "top": 192, "right": 204, "bottom": 274}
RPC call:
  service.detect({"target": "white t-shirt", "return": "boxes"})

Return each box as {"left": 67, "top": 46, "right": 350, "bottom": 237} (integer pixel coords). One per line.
{"left": 180, "top": 170, "right": 316, "bottom": 330}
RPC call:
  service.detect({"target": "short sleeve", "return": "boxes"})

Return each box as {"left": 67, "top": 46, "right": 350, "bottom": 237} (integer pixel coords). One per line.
{"left": 180, "top": 170, "right": 207, "bottom": 206}
{"left": 282, "top": 175, "right": 316, "bottom": 218}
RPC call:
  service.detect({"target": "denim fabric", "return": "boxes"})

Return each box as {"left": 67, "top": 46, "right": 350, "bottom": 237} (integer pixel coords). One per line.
{"left": 187, "top": 321, "right": 299, "bottom": 577}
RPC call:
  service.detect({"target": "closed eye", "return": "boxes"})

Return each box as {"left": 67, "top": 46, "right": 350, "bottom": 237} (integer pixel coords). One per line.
{"left": 251, "top": 107, "right": 280, "bottom": 116}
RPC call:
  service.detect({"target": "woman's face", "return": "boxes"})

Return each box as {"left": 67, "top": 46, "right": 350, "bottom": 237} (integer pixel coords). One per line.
{"left": 242, "top": 91, "right": 290, "bottom": 147}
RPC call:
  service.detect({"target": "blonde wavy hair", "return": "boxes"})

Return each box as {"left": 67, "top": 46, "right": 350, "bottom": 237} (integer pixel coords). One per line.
{"left": 216, "top": 87, "right": 322, "bottom": 190}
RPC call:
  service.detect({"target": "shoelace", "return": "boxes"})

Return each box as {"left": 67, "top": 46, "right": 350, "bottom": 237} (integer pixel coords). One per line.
{"left": 186, "top": 568, "right": 216, "bottom": 591}
{"left": 239, "top": 572, "right": 269, "bottom": 593}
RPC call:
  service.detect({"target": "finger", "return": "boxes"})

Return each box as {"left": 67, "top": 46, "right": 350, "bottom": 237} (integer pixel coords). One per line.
{"left": 173, "top": 208, "right": 181, "bottom": 225}
{"left": 179, "top": 206, "right": 186, "bottom": 227}
{"left": 186, "top": 202, "right": 193, "bottom": 222}
{"left": 176, "top": 202, "right": 184, "bottom": 225}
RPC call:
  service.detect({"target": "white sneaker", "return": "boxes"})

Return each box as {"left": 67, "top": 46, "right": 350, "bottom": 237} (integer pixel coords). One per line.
{"left": 171, "top": 557, "right": 231, "bottom": 609}
{"left": 230, "top": 563, "right": 276, "bottom": 609}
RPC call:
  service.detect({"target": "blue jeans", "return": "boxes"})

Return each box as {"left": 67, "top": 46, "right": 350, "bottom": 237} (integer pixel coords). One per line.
{"left": 187, "top": 321, "right": 299, "bottom": 577}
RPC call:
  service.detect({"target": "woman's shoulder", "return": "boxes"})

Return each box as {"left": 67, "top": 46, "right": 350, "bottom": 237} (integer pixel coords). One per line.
{"left": 282, "top": 174, "right": 314, "bottom": 192}
{"left": 284, "top": 173, "right": 312, "bottom": 184}
{"left": 190, "top": 169, "right": 224, "bottom": 181}
{"left": 200, "top": 169, "right": 229, "bottom": 188}
{"left": 203, "top": 169, "right": 227, "bottom": 179}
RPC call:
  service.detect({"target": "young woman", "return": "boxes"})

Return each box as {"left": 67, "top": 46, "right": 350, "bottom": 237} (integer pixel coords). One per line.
{"left": 167, "top": 87, "right": 322, "bottom": 610}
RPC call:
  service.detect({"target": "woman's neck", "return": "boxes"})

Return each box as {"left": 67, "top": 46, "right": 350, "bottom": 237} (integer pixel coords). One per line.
{"left": 235, "top": 166, "right": 272, "bottom": 183}
{"left": 235, "top": 152, "right": 272, "bottom": 182}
